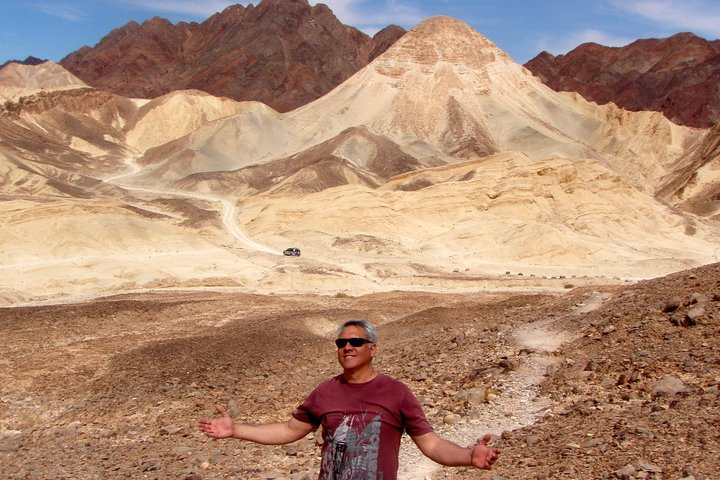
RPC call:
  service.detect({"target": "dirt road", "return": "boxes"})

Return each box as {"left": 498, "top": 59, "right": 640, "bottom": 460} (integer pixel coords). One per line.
{"left": 106, "top": 157, "right": 279, "bottom": 254}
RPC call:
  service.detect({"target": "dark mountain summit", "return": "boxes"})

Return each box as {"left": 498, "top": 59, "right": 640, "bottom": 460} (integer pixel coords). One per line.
{"left": 59, "top": 0, "right": 405, "bottom": 112}
{"left": 1, "top": 56, "right": 48, "bottom": 69}
{"left": 524, "top": 32, "right": 720, "bottom": 128}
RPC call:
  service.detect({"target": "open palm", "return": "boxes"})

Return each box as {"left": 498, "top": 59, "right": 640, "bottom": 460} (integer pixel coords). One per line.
{"left": 197, "top": 406, "right": 234, "bottom": 439}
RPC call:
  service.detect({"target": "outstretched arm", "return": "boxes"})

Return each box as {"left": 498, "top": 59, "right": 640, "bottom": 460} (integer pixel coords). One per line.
{"left": 412, "top": 432, "right": 500, "bottom": 470}
{"left": 197, "top": 406, "right": 315, "bottom": 445}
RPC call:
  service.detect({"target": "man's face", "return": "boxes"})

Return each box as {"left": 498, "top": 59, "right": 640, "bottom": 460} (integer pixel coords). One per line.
{"left": 336, "top": 325, "right": 377, "bottom": 371}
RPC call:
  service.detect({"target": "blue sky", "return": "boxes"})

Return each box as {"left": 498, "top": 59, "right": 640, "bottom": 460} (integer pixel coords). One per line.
{"left": 1, "top": 0, "right": 719, "bottom": 65}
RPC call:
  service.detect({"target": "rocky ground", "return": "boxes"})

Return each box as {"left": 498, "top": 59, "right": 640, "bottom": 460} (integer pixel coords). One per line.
{"left": 0, "top": 263, "right": 718, "bottom": 480}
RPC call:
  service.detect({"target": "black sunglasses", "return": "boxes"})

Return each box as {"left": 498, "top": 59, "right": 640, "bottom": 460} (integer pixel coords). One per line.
{"left": 335, "top": 337, "right": 373, "bottom": 348}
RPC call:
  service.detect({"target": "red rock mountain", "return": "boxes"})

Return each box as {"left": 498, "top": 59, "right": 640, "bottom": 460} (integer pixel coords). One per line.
{"left": 524, "top": 32, "right": 720, "bottom": 128}
{"left": 59, "top": 0, "right": 405, "bottom": 112}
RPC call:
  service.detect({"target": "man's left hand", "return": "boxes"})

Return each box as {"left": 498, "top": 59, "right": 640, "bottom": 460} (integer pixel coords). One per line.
{"left": 470, "top": 434, "right": 500, "bottom": 470}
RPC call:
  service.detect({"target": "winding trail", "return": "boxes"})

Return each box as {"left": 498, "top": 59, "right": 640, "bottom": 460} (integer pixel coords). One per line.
{"left": 397, "top": 292, "right": 611, "bottom": 479}
{"left": 397, "top": 320, "right": 563, "bottom": 479}
{"left": 106, "top": 158, "right": 279, "bottom": 255}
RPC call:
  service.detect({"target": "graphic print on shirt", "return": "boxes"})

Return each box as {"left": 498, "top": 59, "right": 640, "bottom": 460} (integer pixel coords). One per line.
{"left": 319, "top": 413, "right": 381, "bottom": 480}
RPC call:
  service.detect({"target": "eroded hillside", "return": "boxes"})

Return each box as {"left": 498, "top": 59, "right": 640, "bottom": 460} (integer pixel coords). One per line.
{"left": 0, "top": 16, "right": 718, "bottom": 308}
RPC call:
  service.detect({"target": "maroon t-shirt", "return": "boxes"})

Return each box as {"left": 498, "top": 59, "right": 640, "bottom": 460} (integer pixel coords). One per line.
{"left": 292, "top": 373, "right": 433, "bottom": 480}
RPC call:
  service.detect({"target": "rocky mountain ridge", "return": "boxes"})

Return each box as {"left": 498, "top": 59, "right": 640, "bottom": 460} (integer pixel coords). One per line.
{"left": 0, "top": 14, "right": 718, "bottom": 305}
{"left": 143, "top": 16, "right": 714, "bottom": 216}
{"left": 57, "top": 0, "right": 405, "bottom": 112}
{"left": 524, "top": 32, "right": 720, "bottom": 128}
{"left": 4, "top": 2, "right": 717, "bottom": 131}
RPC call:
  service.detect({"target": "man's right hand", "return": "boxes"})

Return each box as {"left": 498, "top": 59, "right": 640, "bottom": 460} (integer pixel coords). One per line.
{"left": 197, "top": 406, "right": 235, "bottom": 439}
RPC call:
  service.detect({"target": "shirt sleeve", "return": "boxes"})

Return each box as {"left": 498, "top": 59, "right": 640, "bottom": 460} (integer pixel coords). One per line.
{"left": 291, "top": 387, "right": 321, "bottom": 427}
{"left": 400, "top": 385, "right": 434, "bottom": 437}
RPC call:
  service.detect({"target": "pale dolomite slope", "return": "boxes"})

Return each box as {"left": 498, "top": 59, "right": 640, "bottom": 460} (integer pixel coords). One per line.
{"left": 0, "top": 61, "right": 87, "bottom": 99}
{"left": 124, "top": 91, "right": 266, "bottom": 153}
{"left": 143, "top": 15, "right": 702, "bottom": 196}
{"left": 237, "top": 153, "right": 720, "bottom": 279}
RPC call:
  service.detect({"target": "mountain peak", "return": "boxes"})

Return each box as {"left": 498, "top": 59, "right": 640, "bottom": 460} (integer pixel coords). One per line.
{"left": 524, "top": 32, "right": 720, "bottom": 128}
{"left": 259, "top": 0, "right": 310, "bottom": 5}
{"left": 380, "top": 15, "right": 509, "bottom": 68}
{"left": 0, "top": 56, "right": 48, "bottom": 69}
{"left": 415, "top": 15, "right": 475, "bottom": 32}
{"left": 142, "top": 16, "right": 174, "bottom": 28}
{"left": 59, "top": 0, "right": 404, "bottom": 111}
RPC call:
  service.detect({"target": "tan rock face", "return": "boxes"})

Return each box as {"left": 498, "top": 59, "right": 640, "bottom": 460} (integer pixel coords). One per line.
{"left": 657, "top": 123, "right": 720, "bottom": 219}
{"left": 378, "top": 16, "right": 508, "bottom": 69}
{"left": 524, "top": 32, "right": 720, "bottom": 128}
{"left": 58, "top": 0, "right": 405, "bottom": 112}
{"left": 0, "top": 61, "right": 87, "bottom": 101}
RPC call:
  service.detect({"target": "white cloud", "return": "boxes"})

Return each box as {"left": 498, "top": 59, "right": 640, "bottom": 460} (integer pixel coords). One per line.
{"left": 610, "top": 0, "right": 720, "bottom": 37}
{"left": 315, "top": 0, "right": 426, "bottom": 32}
{"left": 118, "top": 0, "right": 240, "bottom": 18}
{"left": 35, "top": 3, "right": 87, "bottom": 21}
{"left": 537, "top": 29, "right": 634, "bottom": 56}
{"left": 108, "top": 0, "right": 424, "bottom": 33}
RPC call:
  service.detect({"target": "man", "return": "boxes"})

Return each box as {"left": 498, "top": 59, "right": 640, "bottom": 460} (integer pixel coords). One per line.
{"left": 198, "top": 319, "right": 500, "bottom": 479}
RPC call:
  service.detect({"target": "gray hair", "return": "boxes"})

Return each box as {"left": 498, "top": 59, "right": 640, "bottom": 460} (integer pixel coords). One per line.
{"left": 336, "top": 319, "right": 378, "bottom": 343}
